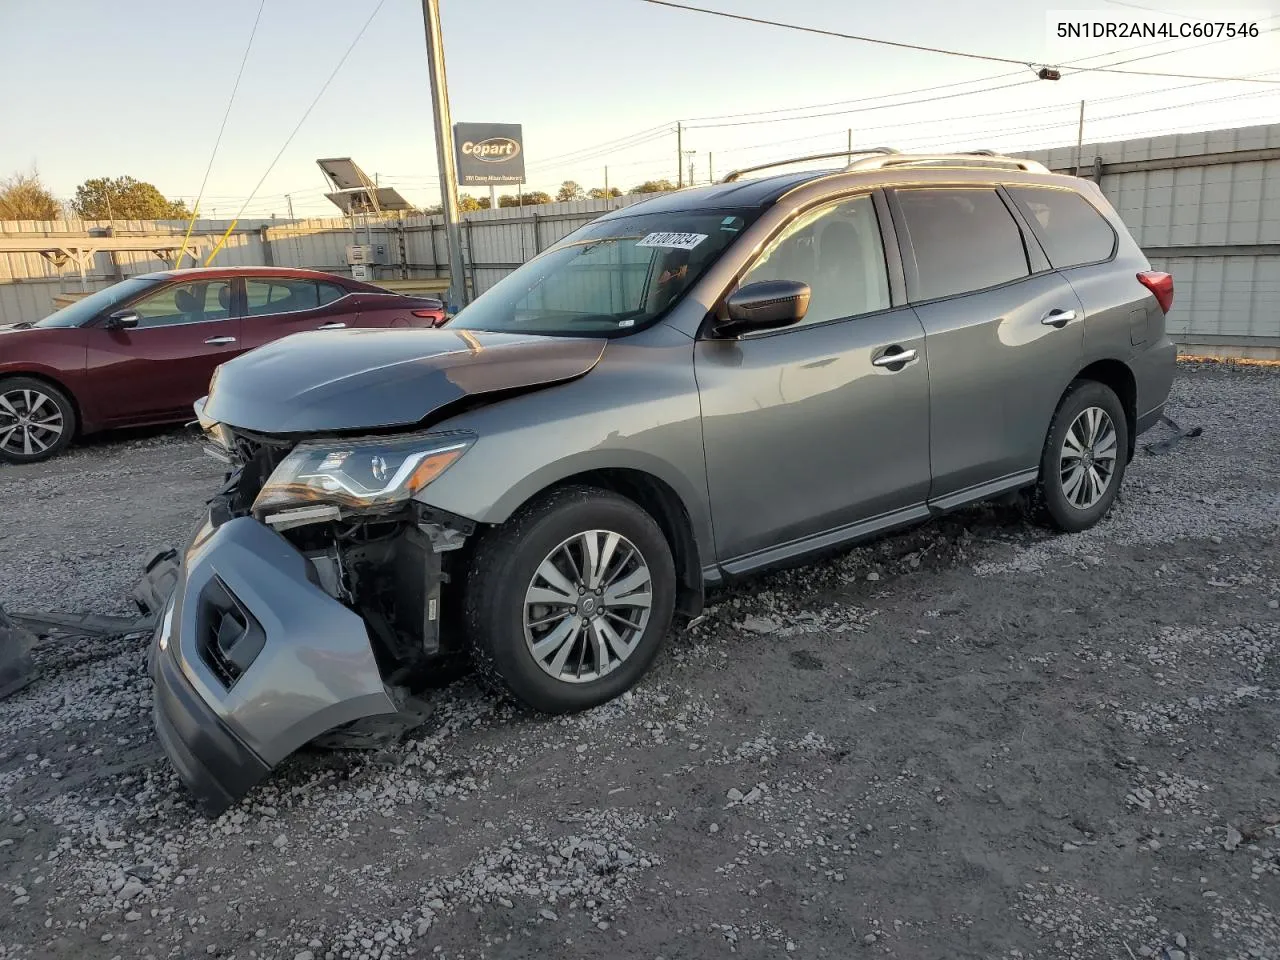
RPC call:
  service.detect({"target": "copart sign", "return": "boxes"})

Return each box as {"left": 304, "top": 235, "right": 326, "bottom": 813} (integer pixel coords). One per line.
{"left": 454, "top": 122, "right": 525, "bottom": 186}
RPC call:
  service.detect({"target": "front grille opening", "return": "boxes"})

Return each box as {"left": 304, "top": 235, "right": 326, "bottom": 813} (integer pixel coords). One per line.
{"left": 196, "top": 576, "right": 266, "bottom": 688}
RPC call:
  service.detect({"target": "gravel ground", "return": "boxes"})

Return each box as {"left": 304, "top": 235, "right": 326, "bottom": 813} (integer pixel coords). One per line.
{"left": 1, "top": 362, "right": 1278, "bottom": 960}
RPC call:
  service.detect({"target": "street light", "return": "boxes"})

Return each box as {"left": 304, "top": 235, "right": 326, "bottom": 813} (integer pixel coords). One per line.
{"left": 419, "top": 0, "right": 468, "bottom": 312}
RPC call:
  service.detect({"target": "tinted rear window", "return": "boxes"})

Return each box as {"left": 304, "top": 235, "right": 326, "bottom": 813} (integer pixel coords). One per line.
{"left": 1007, "top": 186, "right": 1117, "bottom": 268}
{"left": 895, "top": 188, "right": 1030, "bottom": 301}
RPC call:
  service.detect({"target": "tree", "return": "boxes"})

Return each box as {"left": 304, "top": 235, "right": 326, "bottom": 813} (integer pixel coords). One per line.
{"left": 0, "top": 171, "right": 62, "bottom": 220}
{"left": 521, "top": 191, "right": 553, "bottom": 205}
{"left": 631, "top": 179, "right": 676, "bottom": 194}
{"left": 458, "top": 193, "right": 498, "bottom": 212}
{"left": 556, "top": 180, "right": 585, "bottom": 202}
{"left": 588, "top": 186, "right": 623, "bottom": 200}
{"left": 71, "top": 176, "right": 188, "bottom": 220}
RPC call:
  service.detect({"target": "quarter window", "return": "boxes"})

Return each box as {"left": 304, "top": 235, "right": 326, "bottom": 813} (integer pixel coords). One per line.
{"left": 739, "top": 194, "right": 891, "bottom": 328}
{"left": 129, "top": 280, "right": 232, "bottom": 328}
{"left": 895, "top": 188, "right": 1030, "bottom": 301}
{"left": 1007, "top": 186, "right": 1117, "bottom": 268}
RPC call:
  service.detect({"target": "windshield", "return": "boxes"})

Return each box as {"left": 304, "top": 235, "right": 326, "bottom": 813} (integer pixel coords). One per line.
{"left": 33, "top": 276, "right": 165, "bottom": 328}
{"left": 449, "top": 208, "right": 758, "bottom": 336}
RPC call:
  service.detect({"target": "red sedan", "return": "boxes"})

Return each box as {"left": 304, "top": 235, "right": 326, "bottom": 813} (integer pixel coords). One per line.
{"left": 0, "top": 267, "right": 445, "bottom": 463}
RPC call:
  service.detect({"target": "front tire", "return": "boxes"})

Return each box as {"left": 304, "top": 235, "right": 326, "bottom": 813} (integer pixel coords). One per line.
{"left": 463, "top": 486, "right": 676, "bottom": 714}
{"left": 0, "top": 377, "right": 77, "bottom": 464}
{"left": 1031, "top": 379, "right": 1129, "bottom": 533}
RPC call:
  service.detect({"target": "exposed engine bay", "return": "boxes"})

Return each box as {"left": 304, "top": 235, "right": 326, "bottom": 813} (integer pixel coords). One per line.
{"left": 204, "top": 426, "right": 476, "bottom": 691}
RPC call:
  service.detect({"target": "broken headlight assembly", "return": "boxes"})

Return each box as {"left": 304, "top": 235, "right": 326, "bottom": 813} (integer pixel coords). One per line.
{"left": 251, "top": 432, "right": 474, "bottom": 527}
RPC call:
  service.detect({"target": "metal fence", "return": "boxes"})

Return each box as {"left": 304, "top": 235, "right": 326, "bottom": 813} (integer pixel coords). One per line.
{"left": 262, "top": 195, "right": 651, "bottom": 299}
{"left": 0, "top": 218, "right": 271, "bottom": 327}
{"left": 3, "top": 123, "right": 1279, "bottom": 355}
{"left": 1015, "top": 121, "right": 1280, "bottom": 354}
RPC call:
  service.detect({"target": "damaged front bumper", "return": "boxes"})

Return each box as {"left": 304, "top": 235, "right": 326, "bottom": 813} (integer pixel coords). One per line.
{"left": 150, "top": 516, "right": 401, "bottom": 816}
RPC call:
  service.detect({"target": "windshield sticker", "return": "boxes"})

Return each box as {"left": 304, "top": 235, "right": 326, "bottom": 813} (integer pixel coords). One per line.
{"left": 636, "top": 232, "right": 708, "bottom": 250}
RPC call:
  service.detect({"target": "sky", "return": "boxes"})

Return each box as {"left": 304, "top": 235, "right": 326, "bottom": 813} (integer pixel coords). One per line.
{"left": 2, "top": 0, "right": 1279, "bottom": 219}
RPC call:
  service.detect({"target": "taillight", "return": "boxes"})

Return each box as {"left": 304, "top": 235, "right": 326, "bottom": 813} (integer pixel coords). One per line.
{"left": 1136, "top": 271, "right": 1174, "bottom": 314}
{"left": 411, "top": 309, "right": 447, "bottom": 328}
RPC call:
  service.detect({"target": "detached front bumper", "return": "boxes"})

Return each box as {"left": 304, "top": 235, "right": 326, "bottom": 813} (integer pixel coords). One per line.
{"left": 150, "top": 516, "right": 399, "bottom": 816}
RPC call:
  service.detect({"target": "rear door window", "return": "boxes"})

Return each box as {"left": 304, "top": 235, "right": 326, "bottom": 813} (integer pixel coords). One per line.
{"left": 317, "top": 282, "right": 347, "bottom": 306}
{"left": 894, "top": 188, "right": 1030, "bottom": 301}
{"left": 244, "top": 279, "right": 321, "bottom": 316}
{"left": 1007, "top": 186, "right": 1117, "bottom": 268}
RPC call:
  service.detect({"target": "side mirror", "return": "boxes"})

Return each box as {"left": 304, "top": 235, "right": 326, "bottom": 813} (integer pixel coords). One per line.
{"left": 718, "top": 280, "right": 810, "bottom": 336}
{"left": 104, "top": 310, "right": 140, "bottom": 331}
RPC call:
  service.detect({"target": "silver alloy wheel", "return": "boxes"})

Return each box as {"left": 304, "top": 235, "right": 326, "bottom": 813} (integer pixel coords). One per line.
{"left": 0, "top": 388, "right": 64, "bottom": 458}
{"left": 1060, "top": 406, "right": 1118, "bottom": 510}
{"left": 523, "top": 529, "right": 654, "bottom": 684}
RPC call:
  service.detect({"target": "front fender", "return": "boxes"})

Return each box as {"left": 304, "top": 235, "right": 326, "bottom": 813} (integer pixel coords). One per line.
{"left": 415, "top": 332, "right": 715, "bottom": 565}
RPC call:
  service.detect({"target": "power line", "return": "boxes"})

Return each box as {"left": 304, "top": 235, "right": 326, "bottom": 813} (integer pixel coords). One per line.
{"left": 187, "top": 0, "right": 265, "bottom": 215}
{"left": 541, "top": 77, "right": 1280, "bottom": 185}
{"left": 175, "top": 0, "right": 266, "bottom": 267}
{"left": 205, "top": 0, "right": 388, "bottom": 264}
{"left": 638, "top": 0, "right": 1280, "bottom": 84}
{"left": 524, "top": 126, "right": 674, "bottom": 170}
{"left": 681, "top": 22, "right": 1279, "bottom": 126}
{"left": 709, "top": 64, "right": 1280, "bottom": 157}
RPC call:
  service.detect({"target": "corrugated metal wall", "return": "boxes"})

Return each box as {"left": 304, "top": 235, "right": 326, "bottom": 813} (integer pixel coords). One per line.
{"left": 1015, "top": 122, "right": 1280, "bottom": 350}
{"left": 4, "top": 126, "right": 1279, "bottom": 348}
{"left": 0, "top": 218, "right": 271, "bottom": 326}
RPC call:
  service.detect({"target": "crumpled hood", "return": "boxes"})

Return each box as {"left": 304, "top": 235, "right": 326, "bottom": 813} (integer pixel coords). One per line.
{"left": 202, "top": 327, "right": 607, "bottom": 434}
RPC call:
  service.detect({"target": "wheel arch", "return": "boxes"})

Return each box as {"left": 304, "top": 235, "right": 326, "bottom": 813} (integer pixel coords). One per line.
{"left": 0, "top": 370, "right": 85, "bottom": 437}
{"left": 500, "top": 467, "right": 706, "bottom": 622}
{"left": 1072, "top": 358, "right": 1137, "bottom": 461}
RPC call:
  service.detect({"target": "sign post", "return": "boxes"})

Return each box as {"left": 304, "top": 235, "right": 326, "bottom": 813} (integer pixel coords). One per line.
{"left": 419, "top": 0, "right": 468, "bottom": 312}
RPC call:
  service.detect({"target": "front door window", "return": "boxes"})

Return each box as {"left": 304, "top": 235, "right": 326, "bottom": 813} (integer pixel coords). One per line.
{"left": 738, "top": 194, "right": 891, "bottom": 328}
{"left": 130, "top": 280, "right": 233, "bottom": 327}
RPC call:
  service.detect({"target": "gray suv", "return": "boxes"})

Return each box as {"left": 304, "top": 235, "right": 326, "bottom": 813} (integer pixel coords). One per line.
{"left": 151, "top": 149, "right": 1176, "bottom": 813}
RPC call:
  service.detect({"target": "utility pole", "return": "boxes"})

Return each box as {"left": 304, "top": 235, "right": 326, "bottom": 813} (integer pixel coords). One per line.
{"left": 684, "top": 150, "right": 696, "bottom": 187}
{"left": 847, "top": 129, "right": 853, "bottom": 163}
{"left": 604, "top": 166, "right": 609, "bottom": 199}
{"left": 676, "top": 121, "right": 683, "bottom": 187}
{"left": 708, "top": 152, "right": 713, "bottom": 183}
{"left": 285, "top": 194, "right": 303, "bottom": 265}
{"left": 1074, "top": 100, "right": 1085, "bottom": 176}
{"left": 419, "top": 0, "right": 468, "bottom": 311}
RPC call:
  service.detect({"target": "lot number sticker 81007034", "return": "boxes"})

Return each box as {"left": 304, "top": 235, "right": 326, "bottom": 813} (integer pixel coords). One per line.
{"left": 636, "top": 232, "right": 708, "bottom": 250}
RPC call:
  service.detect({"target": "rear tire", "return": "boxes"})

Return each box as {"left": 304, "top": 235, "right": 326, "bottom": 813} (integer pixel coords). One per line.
{"left": 462, "top": 485, "right": 676, "bottom": 714}
{"left": 0, "top": 377, "right": 77, "bottom": 464}
{"left": 1030, "top": 379, "right": 1129, "bottom": 533}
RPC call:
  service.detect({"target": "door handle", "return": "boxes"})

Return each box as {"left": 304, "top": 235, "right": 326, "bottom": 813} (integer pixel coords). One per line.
{"left": 204, "top": 336, "right": 237, "bottom": 345}
{"left": 1041, "top": 308, "right": 1078, "bottom": 327}
{"left": 318, "top": 321, "right": 347, "bottom": 330}
{"left": 872, "top": 347, "right": 918, "bottom": 369}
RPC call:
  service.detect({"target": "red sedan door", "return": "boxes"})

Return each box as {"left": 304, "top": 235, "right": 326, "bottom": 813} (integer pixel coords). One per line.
{"left": 81, "top": 278, "right": 240, "bottom": 425}
{"left": 239, "top": 276, "right": 357, "bottom": 350}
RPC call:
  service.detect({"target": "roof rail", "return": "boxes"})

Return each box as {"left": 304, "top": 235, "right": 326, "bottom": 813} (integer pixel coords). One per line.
{"left": 845, "top": 151, "right": 1050, "bottom": 174}
{"left": 720, "top": 147, "right": 898, "bottom": 183}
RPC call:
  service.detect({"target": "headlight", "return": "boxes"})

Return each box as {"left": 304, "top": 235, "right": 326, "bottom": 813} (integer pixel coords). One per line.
{"left": 252, "top": 432, "right": 474, "bottom": 515}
